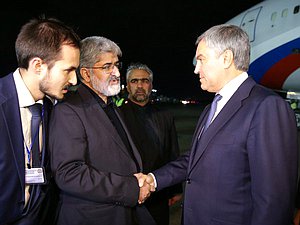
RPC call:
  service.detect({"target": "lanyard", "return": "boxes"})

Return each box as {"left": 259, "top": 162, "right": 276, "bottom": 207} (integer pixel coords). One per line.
{"left": 25, "top": 106, "right": 44, "bottom": 169}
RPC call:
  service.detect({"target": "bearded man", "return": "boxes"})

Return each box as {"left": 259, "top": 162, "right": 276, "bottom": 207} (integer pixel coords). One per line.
{"left": 48, "top": 36, "right": 156, "bottom": 225}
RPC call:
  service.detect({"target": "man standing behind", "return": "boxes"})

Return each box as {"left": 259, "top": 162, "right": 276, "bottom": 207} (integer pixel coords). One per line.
{"left": 49, "top": 36, "right": 155, "bottom": 225}
{"left": 142, "top": 24, "right": 298, "bottom": 225}
{"left": 120, "top": 63, "right": 182, "bottom": 225}
{"left": 0, "top": 17, "right": 80, "bottom": 225}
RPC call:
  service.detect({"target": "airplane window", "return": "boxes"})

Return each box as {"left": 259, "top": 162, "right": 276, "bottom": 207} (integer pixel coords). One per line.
{"left": 271, "top": 12, "right": 277, "bottom": 22}
{"left": 294, "top": 5, "right": 300, "bottom": 14}
{"left": 282, "top": 9, "right": 288, "bottom": 18}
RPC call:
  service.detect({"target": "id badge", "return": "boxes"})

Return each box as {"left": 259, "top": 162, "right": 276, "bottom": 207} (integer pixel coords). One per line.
{"left": 25, "top": 167, "right": 46, "bottom": 184}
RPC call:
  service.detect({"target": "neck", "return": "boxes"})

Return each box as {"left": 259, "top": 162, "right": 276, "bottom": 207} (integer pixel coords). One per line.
{"left": 19, "top": 68, "right": 44, "bottom": 101}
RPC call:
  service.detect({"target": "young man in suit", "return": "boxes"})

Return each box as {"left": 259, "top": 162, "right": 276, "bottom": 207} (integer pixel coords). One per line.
{"left": 0, "top": 17, "right": 80, "bottom": 225}
{"left": 139, "top": 24, "right": 298, "bottom": 225}
{"left": 120, "top": 63, "right": 182, "bottom": 225}
{"left": 48, "top": 36, "right": 155, "bottom": 225}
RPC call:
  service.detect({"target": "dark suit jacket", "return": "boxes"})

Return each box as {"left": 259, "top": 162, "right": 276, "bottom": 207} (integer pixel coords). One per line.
{"left": 0, "top": 73, "right": 58, "bottom": 225}
{"left": 120, "top": 100, "right": 182, "bottom": 225}
{"left": 153, "top": 77, "right": 298, "bottom": 225}
{"left": 49, "top": 84, "right": 155, "bottom": 225}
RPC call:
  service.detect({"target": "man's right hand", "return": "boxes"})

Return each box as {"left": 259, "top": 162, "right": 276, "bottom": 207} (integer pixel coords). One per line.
{"left": 134, "top": 173, "right": 156, "bottom": 204}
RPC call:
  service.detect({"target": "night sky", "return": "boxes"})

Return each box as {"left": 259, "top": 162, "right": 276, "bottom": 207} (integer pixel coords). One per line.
{"left": 1, "top": 0, "right": 262, "bottom": 100}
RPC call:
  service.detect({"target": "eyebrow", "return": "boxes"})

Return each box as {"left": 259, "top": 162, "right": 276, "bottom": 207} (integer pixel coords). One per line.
{"left": 97, "top": 60, "right": 120, "bottom": 65}
{"left": 130, "top": 78, "right": 150, "bottom": 81}
{"left": 66, "top": 66, "right": 78, "bottom": 71}
{"left": 196, "top": 54, "right": 204, "bottom": 60}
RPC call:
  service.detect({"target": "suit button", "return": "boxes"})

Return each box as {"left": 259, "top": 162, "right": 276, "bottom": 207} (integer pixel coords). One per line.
{"left": 186, "top": 179, "right": 191, "bottom": 184}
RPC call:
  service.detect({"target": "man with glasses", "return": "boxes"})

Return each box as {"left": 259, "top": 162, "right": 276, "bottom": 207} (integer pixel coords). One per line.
{"left": 48, "top": 36, "right": 156, "bottom": 225}
{"left": 120, "top": 63, "right": 182, "bottom": 225}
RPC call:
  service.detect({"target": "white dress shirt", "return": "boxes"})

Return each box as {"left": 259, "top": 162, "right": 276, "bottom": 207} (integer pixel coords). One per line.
{"left": 13, "top": 69, "right": 43, "bottom": 207}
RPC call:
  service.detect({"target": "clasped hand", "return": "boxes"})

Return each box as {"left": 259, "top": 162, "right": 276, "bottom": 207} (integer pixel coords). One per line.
{"left": 134, "top": 173, "right": 155, "bottom": 204}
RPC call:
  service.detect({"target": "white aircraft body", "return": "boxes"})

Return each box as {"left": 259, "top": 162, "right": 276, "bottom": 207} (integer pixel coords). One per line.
{"left": 226, "top": 0, "right": 300, "bottom": 96}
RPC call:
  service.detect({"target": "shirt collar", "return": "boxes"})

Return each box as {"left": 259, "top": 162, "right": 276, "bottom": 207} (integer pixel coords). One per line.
{"left": 13, "top": 68, "right": 43, "bottom": 108}
{"left": 218, "top": 72, "right": 248, "bottom": 101}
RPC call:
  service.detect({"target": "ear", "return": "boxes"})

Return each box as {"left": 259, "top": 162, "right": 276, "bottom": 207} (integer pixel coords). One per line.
{"left": 30, "top": 57, "right": 43, "bottom": 74}
{"left": 80, "top": 68, "right": 91, "bottom": 83}
{"left": 222, "top": 49, "right": 234, "bottom": 69}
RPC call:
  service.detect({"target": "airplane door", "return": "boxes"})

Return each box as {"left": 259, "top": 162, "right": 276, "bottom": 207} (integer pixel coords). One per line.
{"left": 240, "top": 7, "right": 262, "bottom": 42}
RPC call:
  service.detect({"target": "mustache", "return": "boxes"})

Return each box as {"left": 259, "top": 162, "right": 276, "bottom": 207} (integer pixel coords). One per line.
{"left": 109, "top": 75, "right": 120, "bottom": 82}
{"left": 136, "top": 88, "right": 146, "bottom": 93}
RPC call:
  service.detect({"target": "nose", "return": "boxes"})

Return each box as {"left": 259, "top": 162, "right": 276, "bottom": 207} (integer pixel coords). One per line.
{"left": 137, "top": 80, "right": 144, "bottom": 87}
{"left": 194, "top": 61, "right": 200, "bottom": 74}
{"left": 111, "top": 65, "right": 120, "bottom": 77}
{"left": 69, "top": 71, "right": 77, "bottom": 85}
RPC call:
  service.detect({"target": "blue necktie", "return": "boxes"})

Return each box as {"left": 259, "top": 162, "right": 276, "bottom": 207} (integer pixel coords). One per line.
{"left": 28, "top": 103, "right": 42, "bottom": 167}
{"left": 203, "top": 94, "right": 222, "bottom": 131}
{"left": 23, "top": 103, "right": 43, "bottom": 214}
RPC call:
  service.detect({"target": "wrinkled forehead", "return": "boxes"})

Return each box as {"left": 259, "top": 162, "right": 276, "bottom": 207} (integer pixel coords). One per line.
{"left": 195, "top": 40, "right": 219, "bottom": 59}
{"left": 96, "top": 52, "right": 119, "bottom": 63}
{"left": 129, "top": 69, "right": 151, "bottom": 79}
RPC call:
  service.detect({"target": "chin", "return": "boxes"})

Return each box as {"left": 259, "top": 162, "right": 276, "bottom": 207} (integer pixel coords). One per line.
{"left": 48, "top": 92, "right": 63, "bottom": 101}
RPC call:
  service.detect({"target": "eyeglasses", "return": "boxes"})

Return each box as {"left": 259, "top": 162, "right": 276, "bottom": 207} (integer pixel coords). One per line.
{"left": 84, "top": 62, "right": 122, "bottom": 73}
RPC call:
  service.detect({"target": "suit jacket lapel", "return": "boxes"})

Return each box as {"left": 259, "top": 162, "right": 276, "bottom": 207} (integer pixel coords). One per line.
{"left": 114, "top": 106, "right": 143, "bottom": 171}
{"left": 187, "top": 106, "right": 209, "bottom": 170}
{"left": 189, "top": 77, "right": 255, "bottom": 172}
{"left": 0, "top": 74, "right": 25, "bottom": 190}
{"left": 78, "top": 85, "right": 141, "bottom": 167}
{"left": 40, "top": 97, "right": 52, "bottom": 166}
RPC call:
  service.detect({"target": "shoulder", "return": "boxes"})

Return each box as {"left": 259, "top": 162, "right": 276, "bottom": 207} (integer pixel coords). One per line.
{"left": 119, "top": 100, "right": 131, "bottom": 110}
{"left": 250, "top": 84, "right": 286, "bottom": 104}
{"left": 53, "top": 87, "right": 91, "bottom": 115}
{"left": 246, "top": 84, "right": 293, "bottom": 119}
{"left": 0, "top": 73, "right": 17, "bottom": 104}
{"left": 57, "top": 89, "right": 80, "bottom": 106}
{"left": 151, "top": 103, "right": 174, "bottom": 116}
{"left": 0, "top": 73, "right": 14, "bottom": 92}
{"left": 149, "top": 104, "right": 176, "bottom": 125}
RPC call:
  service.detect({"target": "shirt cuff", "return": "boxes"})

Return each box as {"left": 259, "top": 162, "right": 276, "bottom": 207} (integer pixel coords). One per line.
{"left": 148, "top": 173, "right": 157, "bottom": 188}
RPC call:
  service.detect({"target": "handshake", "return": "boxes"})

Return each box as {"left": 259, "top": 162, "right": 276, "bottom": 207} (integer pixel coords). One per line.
{"left": 134, "top": 173, "right": 156, "bottom": 204}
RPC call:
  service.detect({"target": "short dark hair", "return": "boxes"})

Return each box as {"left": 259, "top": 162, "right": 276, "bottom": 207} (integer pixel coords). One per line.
{"left": 15, "top": 16, "right": 81, "bottom": 70}
{"left": 126, "top": 62, "right": 153, "bottom": 82}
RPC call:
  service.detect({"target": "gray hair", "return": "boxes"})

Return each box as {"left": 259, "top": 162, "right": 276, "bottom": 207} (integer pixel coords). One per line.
{"left": 196, "top": 24, "right": 250, "bottom": 71}
{"left": 79, "top": 36, "right": 122, "bottom": 68}
{"left": 126, "top": 62, "right": 153, "bottom": 82}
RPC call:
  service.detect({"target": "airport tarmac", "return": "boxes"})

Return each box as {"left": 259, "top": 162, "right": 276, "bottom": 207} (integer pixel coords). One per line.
{"left": 166, "top": 103, "right": 201, "bottom": 225}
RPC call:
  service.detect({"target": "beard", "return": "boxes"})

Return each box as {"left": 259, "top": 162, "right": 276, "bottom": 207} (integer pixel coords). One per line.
{"left": 130, "top": 88, "right": 150, "bottom": 103}
{"left": 39, "top": 71, "right": 68, "bottom": 100}
{"left": 90, "top": 74, "right": 120, "bottom": 97}
{"left": 132, "top": 93, "right": 148, "bottom": 103}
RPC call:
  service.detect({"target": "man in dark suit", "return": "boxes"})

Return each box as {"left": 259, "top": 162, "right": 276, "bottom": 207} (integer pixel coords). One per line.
{"left": 140, "top": 24, "right": 299, "bottom": 225}
{"left": 0, "top": 17, "right": 80, "bottom": 225}
{"left": 120, "top": 63, "right": 183, "bottom": 225}
{"left": 48, "top": 36, "right": 155, "bottom": 225}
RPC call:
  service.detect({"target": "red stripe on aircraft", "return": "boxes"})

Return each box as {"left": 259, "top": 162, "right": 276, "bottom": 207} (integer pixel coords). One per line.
{"left": 260, "top": 54, "right": 300, "bottom": 90}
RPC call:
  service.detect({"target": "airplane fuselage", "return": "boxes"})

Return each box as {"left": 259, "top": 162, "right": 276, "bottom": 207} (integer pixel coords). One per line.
{"left": 227, "top": 0, "right": 300, "bottom": 92}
